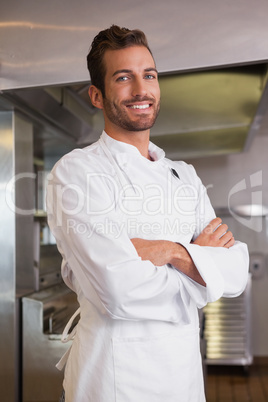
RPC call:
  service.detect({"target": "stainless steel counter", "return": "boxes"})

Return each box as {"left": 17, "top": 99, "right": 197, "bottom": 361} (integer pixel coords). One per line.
{"left": 22, "top": 283, "right": 79, "bottom": 402}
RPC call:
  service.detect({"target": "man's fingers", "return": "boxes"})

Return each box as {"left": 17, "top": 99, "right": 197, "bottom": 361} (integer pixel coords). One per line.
{"left": 194, "top": 217, "right": 235, "bottom": 248}
{"left": 215, "top": 223, "right": 228, "bottom": 238}
{"left": 223, "top": 236, "right": 235, "bottom": 248}
{"left": 203, "top": 217, "right": 222, "bottom": 234}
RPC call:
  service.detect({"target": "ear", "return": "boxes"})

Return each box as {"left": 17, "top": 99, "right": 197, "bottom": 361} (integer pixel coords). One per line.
{"left": 88, "top": 85, "right": 104, "bottom": 110}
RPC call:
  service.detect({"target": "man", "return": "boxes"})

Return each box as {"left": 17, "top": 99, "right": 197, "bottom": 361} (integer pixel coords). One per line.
{"left": 47, "top": 25, "right": 249, "bottom": 402}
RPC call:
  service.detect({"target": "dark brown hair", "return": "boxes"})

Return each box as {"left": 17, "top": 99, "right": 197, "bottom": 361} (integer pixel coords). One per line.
{"left": 87, "top": 25, "right": 153, "bottom": 97}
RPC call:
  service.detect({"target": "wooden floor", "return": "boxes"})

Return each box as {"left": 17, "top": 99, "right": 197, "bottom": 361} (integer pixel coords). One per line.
{"left": 206, "top": 362, "right": 268, "bottom": 402}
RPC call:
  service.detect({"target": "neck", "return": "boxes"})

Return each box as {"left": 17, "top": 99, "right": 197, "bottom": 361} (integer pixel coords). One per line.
{"left": 104, "top": 126, "right": 151, "bottom": 159}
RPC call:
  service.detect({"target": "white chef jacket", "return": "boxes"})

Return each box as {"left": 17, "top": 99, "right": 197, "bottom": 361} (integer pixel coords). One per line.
{"left": 47, "top": 131, "right": 249, "bottom": 402}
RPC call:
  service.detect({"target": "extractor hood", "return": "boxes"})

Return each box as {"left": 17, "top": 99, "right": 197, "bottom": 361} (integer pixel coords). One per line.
{"left": 152, "top": 63, "right": 268, "bottom": 159}
{"left": 1, "top": 63, "right": 268, "bottom": 160}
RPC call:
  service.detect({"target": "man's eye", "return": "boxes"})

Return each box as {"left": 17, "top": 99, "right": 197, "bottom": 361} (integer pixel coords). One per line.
{"left": 117, "top": 76, "right": 128, "bottom": 82}
{"left": 145, "top": 74, "right": 155, "bottom": 80}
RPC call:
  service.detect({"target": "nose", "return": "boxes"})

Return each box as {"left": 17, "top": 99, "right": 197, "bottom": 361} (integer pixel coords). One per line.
{"left": 131, "top": 77, "right": 147, "bottom": 98}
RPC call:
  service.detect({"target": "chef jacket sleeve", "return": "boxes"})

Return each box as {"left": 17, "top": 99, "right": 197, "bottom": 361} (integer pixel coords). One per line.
{"left": 173, "top": 162, "right": 249, "bottom": 306}
{"left": 47, "top": 155, "right": 193, "bottom": 323}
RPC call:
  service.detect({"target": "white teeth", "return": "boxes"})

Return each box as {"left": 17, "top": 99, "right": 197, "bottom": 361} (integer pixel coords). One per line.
{"left": 129, "top": 104, "right": 150, "bottom": 109}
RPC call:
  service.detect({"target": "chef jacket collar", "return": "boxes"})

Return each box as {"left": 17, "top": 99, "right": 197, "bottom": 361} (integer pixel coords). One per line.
{"left": 100, "top": 131, "right": 166, "bottom": 164}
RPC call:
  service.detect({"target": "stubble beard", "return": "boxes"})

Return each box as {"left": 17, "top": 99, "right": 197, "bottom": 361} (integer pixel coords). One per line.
{"left": 103, "top": 97, "right": 161, "bottom": 132}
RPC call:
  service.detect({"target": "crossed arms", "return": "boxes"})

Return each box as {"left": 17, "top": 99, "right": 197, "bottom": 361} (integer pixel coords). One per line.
{"left": 131, "top": 217, "right": 235, "bottom": 287}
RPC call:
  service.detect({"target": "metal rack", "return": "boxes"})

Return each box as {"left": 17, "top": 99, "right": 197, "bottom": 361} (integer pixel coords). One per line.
{"left": 203, "top": 274, "right": 252, "bottom": 367}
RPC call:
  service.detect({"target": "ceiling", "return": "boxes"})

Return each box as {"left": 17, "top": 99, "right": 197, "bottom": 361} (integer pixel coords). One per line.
{"left": 1, "top": 0, "right": 268, "bottom": 89}
{"left": 1, "top": 0, "right": 268, "bottom": 160}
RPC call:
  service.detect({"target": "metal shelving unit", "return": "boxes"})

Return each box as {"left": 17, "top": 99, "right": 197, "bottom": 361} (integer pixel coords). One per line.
{"left": 203, "top": 275, "right": 252, "bottom": 367}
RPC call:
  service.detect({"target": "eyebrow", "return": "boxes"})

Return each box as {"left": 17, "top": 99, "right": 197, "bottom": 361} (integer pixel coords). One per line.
{"left": 112, "top": 67, "right": 158, "bottom": 77}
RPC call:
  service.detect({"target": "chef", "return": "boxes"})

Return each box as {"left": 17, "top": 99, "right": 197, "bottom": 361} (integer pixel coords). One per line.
{"left": 47, "top": 25, "right": 249, "bottom": 402}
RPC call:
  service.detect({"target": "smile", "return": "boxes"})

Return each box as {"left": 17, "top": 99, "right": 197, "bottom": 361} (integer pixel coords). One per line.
{"left": 128, "top": 104, "right": 150, "bottom": 110}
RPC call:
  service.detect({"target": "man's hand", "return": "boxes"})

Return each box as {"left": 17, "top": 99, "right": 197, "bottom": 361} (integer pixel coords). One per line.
{"left": 193, "top": 217, "right": 234, "bottom": 248}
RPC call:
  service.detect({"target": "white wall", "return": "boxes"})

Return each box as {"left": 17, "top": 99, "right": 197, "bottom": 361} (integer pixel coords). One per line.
{"left": 187, "top": 122, "right": 268, "bottom": 357}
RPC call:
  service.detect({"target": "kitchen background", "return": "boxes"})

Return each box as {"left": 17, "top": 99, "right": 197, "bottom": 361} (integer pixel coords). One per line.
{"left": 1, "top": 0, "right": 268, "bottom": 401}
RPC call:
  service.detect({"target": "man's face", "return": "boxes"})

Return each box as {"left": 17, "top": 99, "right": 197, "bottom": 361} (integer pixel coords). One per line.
{"left": 101, "top": 46, "right": 160, "bottom": 133}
